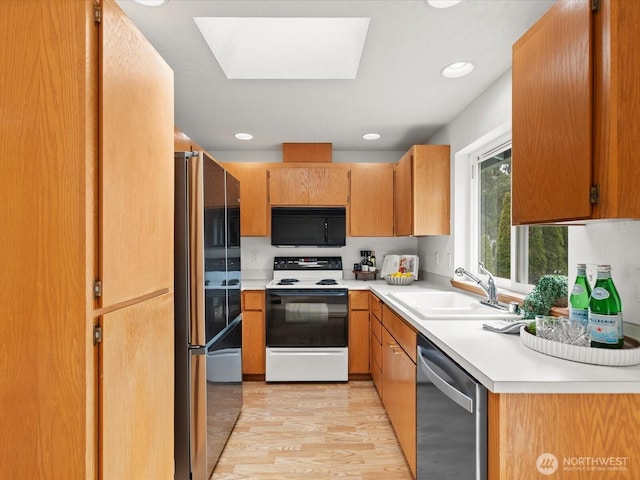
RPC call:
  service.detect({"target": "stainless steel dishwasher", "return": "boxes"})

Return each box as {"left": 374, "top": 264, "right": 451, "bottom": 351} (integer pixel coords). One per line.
{"left": 417, "top": 334, "right": 487, "bottom": 479}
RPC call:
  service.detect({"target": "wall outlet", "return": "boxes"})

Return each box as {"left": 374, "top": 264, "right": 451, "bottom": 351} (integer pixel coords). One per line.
{"left": 250, "top": 252, "right": 258, "bottom": 264}
{"left": 435, "top": 252, "right": 440, "bottom": 266}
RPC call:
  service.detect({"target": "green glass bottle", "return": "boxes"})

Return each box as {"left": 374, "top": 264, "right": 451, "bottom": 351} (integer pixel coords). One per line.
{"left": 588, "top": 265, "right": 623, "bottom": 349}
{"left": 569, "top": 264, "right": 591, "bottom": 327}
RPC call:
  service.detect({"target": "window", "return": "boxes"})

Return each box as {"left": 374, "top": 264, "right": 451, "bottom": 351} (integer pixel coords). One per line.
{"left": 472, "top": 138, "right": 567, "bottom": 290}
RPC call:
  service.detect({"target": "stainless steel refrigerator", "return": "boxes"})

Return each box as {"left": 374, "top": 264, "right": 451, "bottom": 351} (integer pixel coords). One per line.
{"left": 174, "top": 151, "right": 243, "bottom": 480}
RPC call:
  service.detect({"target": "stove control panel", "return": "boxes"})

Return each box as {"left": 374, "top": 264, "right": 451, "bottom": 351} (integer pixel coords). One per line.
{"left": 273, "top": 256, "right": 343, "bottom": 271}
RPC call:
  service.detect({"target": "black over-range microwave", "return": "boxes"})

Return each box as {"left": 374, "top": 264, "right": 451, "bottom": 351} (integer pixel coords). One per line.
{"left": 271, "top": 207, "right": 346, "bottom": 247}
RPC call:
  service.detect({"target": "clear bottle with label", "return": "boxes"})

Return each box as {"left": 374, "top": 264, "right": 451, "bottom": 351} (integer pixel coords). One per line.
{"left": 369, "top": 251, "right": 376, "bottom": 271}
{"left": 587, "top": 264, "right": 623, "bottom": 349}
{"left": 569, "top": 263, "right": 591, "bottom": 327}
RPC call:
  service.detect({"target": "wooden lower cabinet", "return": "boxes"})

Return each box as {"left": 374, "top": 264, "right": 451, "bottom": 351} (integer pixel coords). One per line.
{"left": 381, "top": 305, "right": 417, "bottom": 478}
{"left": 369, "top": 293, "right": 384, "bottom": 397}
{"left": 241, "top": 290, "right": 266, "bottom": 377}
{"left": 349, "top": 291, "right": 370, "bottom": 375}
{"left": 100, "top": 293, "right": 174, "bottom": 480}
{"left": 489, "top": 392, "right": 640, "bottom": 479}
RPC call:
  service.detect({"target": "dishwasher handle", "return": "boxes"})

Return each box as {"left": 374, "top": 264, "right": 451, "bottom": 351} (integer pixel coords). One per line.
{"left": 418, "top": 345, "right": 473, "bottom": 413}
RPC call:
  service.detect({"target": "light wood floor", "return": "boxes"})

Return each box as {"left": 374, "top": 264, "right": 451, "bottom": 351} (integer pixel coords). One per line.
{"left": 211, "top": 380, "right": 413, "bottom": 480}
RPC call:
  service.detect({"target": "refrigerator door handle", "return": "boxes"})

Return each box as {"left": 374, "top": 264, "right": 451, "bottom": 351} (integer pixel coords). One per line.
{"left": 188, "top": 152, "right": 206, "bottom": 346}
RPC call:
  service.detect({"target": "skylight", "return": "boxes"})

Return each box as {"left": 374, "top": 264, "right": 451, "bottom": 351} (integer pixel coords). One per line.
{"left": 194, "top": 17, "right": 370, "bottom": 80}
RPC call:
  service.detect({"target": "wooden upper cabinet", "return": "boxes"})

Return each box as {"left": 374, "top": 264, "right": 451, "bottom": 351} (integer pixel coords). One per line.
{"left": 268, "top": 165, "right": 349, "bottom": 206}
{"left": 282, "top": 143, "right": 332, "bottom": 163}
{"left": 512, "top": 0, "right": 640, "bottom": 224}
{"left": 394, "top": 145, "right": 450, "bottom": 236}
{"left": 350, "top": 163, "right": 394, "bottom": 237}
{"left": 101, "top": 0, "right": 174, "bottom": 306}
{"left": 223, "top": 163, "right": 268, "bottom": 236}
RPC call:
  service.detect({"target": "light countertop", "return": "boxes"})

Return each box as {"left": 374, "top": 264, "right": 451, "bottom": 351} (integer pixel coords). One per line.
{"left": 241, "top": 277, "right": 640, "bottom": 394}
{"left": 368, "top": 282, "right": 640, "bottom": 394}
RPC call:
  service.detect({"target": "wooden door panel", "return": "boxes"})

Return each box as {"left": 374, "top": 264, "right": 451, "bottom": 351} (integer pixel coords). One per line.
{"left": 242, "top": 310, "right": 265, "bottom": 375}
{"left": 350, "top": 164, "right": 394, "bottom": 236}
{"left": 268, "top": 168, "right": 308, "bottom": 205}
{"left": 512, "top": 0, "right": 592, "bottom": 224}
{"left": 100, "top": 0, "right": 174, "bottom": 307}
{"left": 224, "top": 162, "right": 269, "bottom": 236}
{"left": 307, "top": 167, "right": 349, "bottom": 205}
{"left": 348, "top": 310, "right": 370, "bottom": 374}
{"left": 100, "top": 293, "right": 174, "bottom": 480}
{"left": 394, "top": 152, "right": 413, "bottom": 236}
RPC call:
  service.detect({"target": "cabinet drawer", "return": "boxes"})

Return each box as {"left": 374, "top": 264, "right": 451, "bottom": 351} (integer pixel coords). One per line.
{"left": 242, "top": 290, "right": 265, "bottom": 311}
{"left": 382, "top": 305, "right": 417, "bottom": 364}
{"left": 370, "top": 314, "right": 382, "bottom": 345}
{"left": 371, "top": 353, "right": 382, "bottom": 397}
{"left": 369, "top": 292, "right": 382, "bottom": 321}
{"left": 370, "top": 329, "right": 382, "bottom": 373}
{"left": 349, "top": 290, "right": 369, "bottom": 310}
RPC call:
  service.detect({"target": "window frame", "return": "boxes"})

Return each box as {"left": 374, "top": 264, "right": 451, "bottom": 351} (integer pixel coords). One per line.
{"left": 469, "top": 134, "right": 534, "bottom": 295}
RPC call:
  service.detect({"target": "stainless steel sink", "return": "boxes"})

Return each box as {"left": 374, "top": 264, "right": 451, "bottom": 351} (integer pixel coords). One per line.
{"left": 387, "top": 291, "right": 521, "bottom": 320}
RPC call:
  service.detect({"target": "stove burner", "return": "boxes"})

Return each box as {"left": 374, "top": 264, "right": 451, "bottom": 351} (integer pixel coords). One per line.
{"left": 316, "top": 279, "right": 339, "bottom": 285}
{"left": 277, "top": 278, "right": 300, "bottom": 285}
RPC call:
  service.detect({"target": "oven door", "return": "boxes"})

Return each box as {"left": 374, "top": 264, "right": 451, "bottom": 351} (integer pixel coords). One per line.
{"left": 266, "top": 289, "right": 348, "bottom": 347}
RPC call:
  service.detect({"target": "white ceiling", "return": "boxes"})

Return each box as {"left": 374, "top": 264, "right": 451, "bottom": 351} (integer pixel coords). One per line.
{"left": 115, "top": 0, "right": 556, "bottom": 153}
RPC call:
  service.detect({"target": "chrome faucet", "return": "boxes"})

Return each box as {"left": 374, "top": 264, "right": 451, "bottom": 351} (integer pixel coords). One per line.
{"left": 454, "top": 263, "right": 500, "bottom": 308}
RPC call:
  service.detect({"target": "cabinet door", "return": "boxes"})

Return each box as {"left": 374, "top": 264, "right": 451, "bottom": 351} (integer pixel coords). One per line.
{"left": 394, "top": 151, "right": 413, "bottom": 236}
{"left": 242, "top": 290, "right": 265, "bottom": 375}
{"left": 100, "top": 0, "right": 174, "bottom": 307}
{"left": 592, "top": 0, "right": 640, "bottom": 220}
{"left": 489, "top": 392, "right": 640, "bottom": 479}
{"left": 382, "top": 328, "right": 417, "bottom": 477}
{"left": 413, "top": 145, "right": 450, "bottom": 235}
{"left": 224, "top": 162, "right": 269, "bottom": 236}
{"left": 268, "top": 167, "right": 309, "bottom": 204}
{"left": 268, "top": 166, "right": 349, "bottom": 206}
{"left": 350, "top": 164, "right": 394, "bottom": 236}
{"left": 307, "top": 167, "right": 349, "bottom": 205}
{"left": 349, "top": 310, "right": 370, "bottom": 374}
{"left": 512, "top": 0, "right": 592, "bottom": 224}
{"left": 100, "top": 293, "right": 174, "bottom": 480}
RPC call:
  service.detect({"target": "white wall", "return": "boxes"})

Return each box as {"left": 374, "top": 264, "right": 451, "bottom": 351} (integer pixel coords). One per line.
{"left": 241, "top": 236, "right": 418, "bottom": 281}
{"left": 422, "top": 69, "right": 640, "bottom": 325}
{"left": 213, "top": 150, "right": 405, "bottom": 164}
{"left": 216, "top": 149, "right": 415, "bottom": 281}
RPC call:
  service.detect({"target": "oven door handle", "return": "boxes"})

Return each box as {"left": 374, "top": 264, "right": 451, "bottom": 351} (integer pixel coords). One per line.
{"left": 268, "top": 289, "right": 348, "bottom": 298}
{"left": 418, "top": 345, "right": 473, "bottom": 413}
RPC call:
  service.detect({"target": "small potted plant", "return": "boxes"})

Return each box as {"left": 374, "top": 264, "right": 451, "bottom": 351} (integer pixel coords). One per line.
{"left": 522, "top": 275, "right": 568, "bottom": 319}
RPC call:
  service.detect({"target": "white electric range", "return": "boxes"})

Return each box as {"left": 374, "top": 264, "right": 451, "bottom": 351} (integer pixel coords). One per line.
{"left": 265, "top": 257, "right": 349, "bottom": 382}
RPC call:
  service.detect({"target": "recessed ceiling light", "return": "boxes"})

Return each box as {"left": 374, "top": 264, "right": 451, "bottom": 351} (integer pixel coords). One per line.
{"left": 234, "top": 133, "right": 253, "bottom": 140}
{"left": 426, "top": 0, "right": 462, "bottom": 8}
{"left": 133, "top": 0, "right": 167, "bottom": 6}
{"left": 441, "top": 61, "right": 475, "bottom": 78}
{"left": 362, "top": 133, "right": 381, "bottom": 141}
